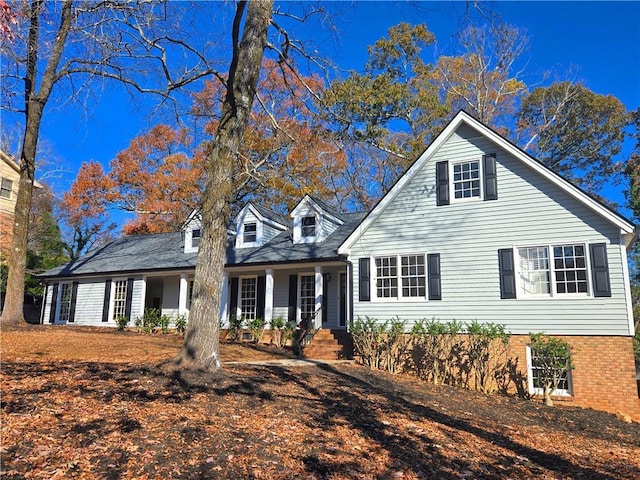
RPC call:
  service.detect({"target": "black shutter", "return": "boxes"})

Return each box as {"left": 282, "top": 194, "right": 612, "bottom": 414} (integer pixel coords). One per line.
{"left": 436, "top": 161, "right": 450, "bottom": 206}
{"left": 49, "top": 283, "right": 59, "bottom": 324}
{"left": 229, "top": 277, "right": 239, "bottom": 319}
{"left": 68, "top": 282, "right": 79, "bottom": 323}
{"left": 498, "top": 249, "right": 516, "bottom": 299}
{"left": 288, "top": 275, "right": 298, "bottom": 322}
{"left": 590, "top": 243, "right": 611, "bottom": 297}
{"left": 483, "top": 154, "right": 498, "bottom": 201}
{"left": 322, "top": 273, "right": 329, "bottom": 324}
{"left": 359, "top": 258, "right": 370, "bottom": 302}
{"left": 124, "top": 278, "right": 134, "bottom": 320}
{"left": 256, "top": 276, "right": 266, "bottom": 319}
{"left": 102, "top": 279, "right": 112, "bottom": 322}
{"left": 427, "top": 254, "right": 442, "bottom": 300}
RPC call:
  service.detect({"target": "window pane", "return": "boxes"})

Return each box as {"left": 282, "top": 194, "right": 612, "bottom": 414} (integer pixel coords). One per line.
{"left": 519, "top": 247, "right": 550, "bottom": 295}
{"left": 0, "top": 178, "right": 12, "bottom": 199}
{"left": 399, "top": 254, "right": 426, "bottom": 297}
{"left": 240, "top": 278, "right": 257, "bottom": 320}
{"left": 243, "top": 223, "right": 257, "bottom": 243}
{"left": 552, "top": 244, "right": 588, "bottom": 295}
{"left": 301, "top": 216, "right": 316, "bottom": 237}
{"left": 112, "top": 280, "right": 128, "bottom": 321}
{"left": 452, "top": 161, "right": 481, "bottom": 199}
{"left": 300, "top": 275, "right": 315, "bottom": 321}
{"left": 375, "top": 256, "right": 398, "bottom": 298}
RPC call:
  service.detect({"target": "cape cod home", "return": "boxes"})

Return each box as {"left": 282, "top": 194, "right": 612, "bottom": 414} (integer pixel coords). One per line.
{"left": 39, "top": 111, "right": 638, "bottom": 419}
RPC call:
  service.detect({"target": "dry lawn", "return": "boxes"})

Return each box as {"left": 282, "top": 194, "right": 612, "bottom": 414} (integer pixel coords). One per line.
{"left": 1, "top": 324, "right": 639, "bottom": 479}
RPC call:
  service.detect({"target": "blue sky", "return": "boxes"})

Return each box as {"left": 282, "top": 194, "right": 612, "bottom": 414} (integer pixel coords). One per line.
{"left": 8, "top": 1, "right": 640, "bottom": 222}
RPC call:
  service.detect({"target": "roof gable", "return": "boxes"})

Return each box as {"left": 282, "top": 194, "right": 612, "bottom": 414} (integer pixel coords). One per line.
{"left": 339, "top": 110, "right": 635, "bottom": 254}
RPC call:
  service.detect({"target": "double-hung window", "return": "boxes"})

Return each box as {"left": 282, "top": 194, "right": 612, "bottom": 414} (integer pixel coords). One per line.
{"left": 299, "top": 274, "right": 316, "bottom": 322}
{"left": 240, "top": 277, "right": 257, "bottom": 320}
{"left": 58, "top": 283, "right": 73, "bottom": 322}
{"left": 301, "top": 216, "right": 316, "bottom": 238}
{"left": 452, "top": 161, "right": 480, "bottom": 199}
{"left": 518, "top": 243, "right": 588, "bottom": 296}
{"left": 112, "top": 280, "right": 128, "bottom": 321}
{"left": 191, "top": 229, "right": 201, "bottom": 248}
{"left": 527, "top": 345, "right": 572, "bottom": 396}
{"left": 243, "top": 223, "right": 257, "bottom": 243}
{"left": 375, "top": 254, "right": 427, "bottom": 299}
{"left": 0, "top": 178, "right": 12, "bottom": 199}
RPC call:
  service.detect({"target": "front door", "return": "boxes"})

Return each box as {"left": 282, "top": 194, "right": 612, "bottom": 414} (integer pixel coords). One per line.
{"left": 339, "top": 272, "right": 347, "bottom": 328}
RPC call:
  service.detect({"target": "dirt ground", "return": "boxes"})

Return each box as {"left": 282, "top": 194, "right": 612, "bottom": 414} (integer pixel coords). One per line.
{"left": 2, "top": 325, "right": 639, "bottom": 479}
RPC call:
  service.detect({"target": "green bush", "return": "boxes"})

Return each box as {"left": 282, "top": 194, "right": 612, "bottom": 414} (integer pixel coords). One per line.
{"left": 410, "top": 318, "right": 463, "bottom": 385}
{"left": 247, "top": 317, "right": 266, "bottom": 343}
{"left": 269, "top": 316, "right": 286, "bottom": 347}
{"left": 465, "top": 320, "right": 510, "bottom": 393}
{"left": 135, "top": 308, "right": 162, "bottom": 334}
{"left": 158, "top": 315, "right": 171, "bottom": 334}
{"left": 228, "top": 315, "right": 243, "bottom": 342}
{"left": 116, "top": 315, "right": 129, "bottom": 331}
{"left": 529, "top": 333, "right": 573, "bottom": 406}
{"left": 174, "top": 314, "right": 187, "bottom": 335}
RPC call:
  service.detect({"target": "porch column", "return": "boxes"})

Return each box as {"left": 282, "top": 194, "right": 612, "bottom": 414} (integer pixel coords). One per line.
{"left": 139, "top": 276, "right": 147, "bottom": 316}
{"left": 315, "top": 266, "right": 323, "bottom": 329}
{"left": 220, "top": 272, "right": 228, "bottom": 326}
{"left": 265, "top": 269, "right": 274, "bottom": 324}
{"left": 178, "top": 274, "right": 188, "bottom": 316}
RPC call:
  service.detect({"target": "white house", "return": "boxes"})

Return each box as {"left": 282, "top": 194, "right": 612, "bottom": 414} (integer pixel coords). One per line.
{"left": 39, "top": 111, "right": 638, "bottom": 419}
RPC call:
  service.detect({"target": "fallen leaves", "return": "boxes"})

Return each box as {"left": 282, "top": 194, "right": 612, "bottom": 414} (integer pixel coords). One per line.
{"left": 1, "top": 326, "right": 639, "bottom": 479}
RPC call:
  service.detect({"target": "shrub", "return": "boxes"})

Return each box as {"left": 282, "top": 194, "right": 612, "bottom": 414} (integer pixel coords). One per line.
{"left": 529, "top": 333, "right": 573, "bottom": 406}
{"left": 158, "top": 315, "right": 171, "bottom": 334}
{"left": 136, "top": 308, "right": 162, "bottom": 334}
{"left": 228, "top": 315, "right": 243, "bottom": 342}
{"left": 174, "top": 314, "right": 187, "bottom": 335}
{"left": 410, "top": 318, "right": 463, "bottom": 385}
{"left": 381, "top": 317, "right": 411, "bottom": 373}
{"left": 465, "top": 320, "right": 510, "bottom": 393}
{"left": 350, "top": 316, "right": 387, "bottom": 369}
{"left": 116, "top": 315, "right": 129, "bottom": 331}
{"left": 270, "top": 316, "right": 286, "bottom": 348}
{"left": 247, "top": 317, "right": 266, "bottom": 343}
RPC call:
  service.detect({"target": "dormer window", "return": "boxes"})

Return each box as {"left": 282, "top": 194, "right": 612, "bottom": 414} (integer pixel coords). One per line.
{"left": 301, "top": 216, "right": 316, "bottom": 237}
{"left": 191, "top": 229, "right": 201, "bottom": 248}
{"left": 243, "top": 223, "right": 257, "bottom": 243}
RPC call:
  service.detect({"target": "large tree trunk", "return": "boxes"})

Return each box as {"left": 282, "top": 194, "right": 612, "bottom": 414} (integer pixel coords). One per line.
{"left": 1, "top": 0, "right": 73, "bottom": 325}
{"left": 174, "top": 0, "right": 273, "bottom": 370}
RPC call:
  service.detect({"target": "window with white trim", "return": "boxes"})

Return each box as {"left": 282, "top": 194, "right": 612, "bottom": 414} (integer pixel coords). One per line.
{"left": 58, "top": 283, "right": 73, "bottom": 322}
{"left": 299, "top": 274, "right": 316, "bottom": 321}
{"left": 0, "top": 178, "right": 12, "bottom": 199}
{"left": 375, "top": 254, "right": 427, "bottom": 299}
{"left": 240, "top": 277, "right": 257, "bottom": 320}
{"left": 518, "top": 243, "right": 588, "bottom": 296}
{"left": 452, "top": 160, "right": 480, "bottom": 199}
{"left": 527, "top": 345, "right": 572, "bottom": 396}
{"left": 191, "top": 229, "right": 201, "bottom": 248}
{"left": 375, "top": 256, "right": 398, "bottom": 298}
{"left": 112, "top": 280, "right": 128, "bottom": 321}
{"left": 243, "top": 222, "right": 257, "bottom": 243}
{"left": 301, "top": 216, "right": 316, "bottom": 237}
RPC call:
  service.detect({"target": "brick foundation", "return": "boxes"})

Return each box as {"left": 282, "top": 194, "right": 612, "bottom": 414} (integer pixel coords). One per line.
{"left": 508, "top": 335, "right": 639, "bottom": 421}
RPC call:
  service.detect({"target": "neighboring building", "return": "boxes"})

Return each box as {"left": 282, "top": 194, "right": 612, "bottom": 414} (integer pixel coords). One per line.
{"left": 38, "top": 111, "right": 638, "bottom": 420}
{"left": 0, "top": 149, "right": 43, "bottom": 262}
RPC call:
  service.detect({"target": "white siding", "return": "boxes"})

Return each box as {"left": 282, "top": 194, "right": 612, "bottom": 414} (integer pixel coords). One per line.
{"left": 161, "top": 275, "right": 180, "bottom": 318}
{"left": 348, "top": 125, "right": 631, "bottom": 336}
{"left": 72, "top": 280, "right": 109, "bottom": 325}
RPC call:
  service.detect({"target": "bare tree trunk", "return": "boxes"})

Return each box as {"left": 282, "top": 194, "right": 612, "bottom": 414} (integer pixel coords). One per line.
{"left": 174, "top": 0, "right": 273, "bottom": 370}
{"left": 1, "top": 0, "right": 73, "bottom": 325}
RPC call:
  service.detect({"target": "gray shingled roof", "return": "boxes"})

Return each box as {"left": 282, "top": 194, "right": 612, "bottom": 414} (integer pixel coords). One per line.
{"left": 39, "top": 212, "right": 366, "bottom": 279}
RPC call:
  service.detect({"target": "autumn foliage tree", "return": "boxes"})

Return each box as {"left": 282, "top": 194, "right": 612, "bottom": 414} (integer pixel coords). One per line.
{"left": 61, "top": 125, "right": 206, "bottom": 243}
